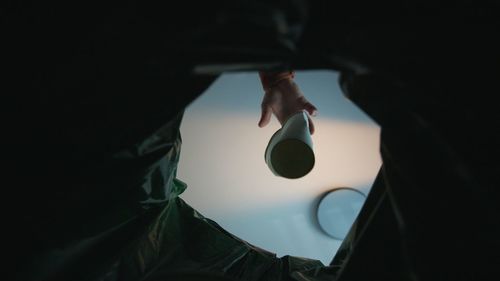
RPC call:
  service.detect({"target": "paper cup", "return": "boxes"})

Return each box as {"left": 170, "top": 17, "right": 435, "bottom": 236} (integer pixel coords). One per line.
{"left": 265, "top": 111, "right": 315, "bottom": 179}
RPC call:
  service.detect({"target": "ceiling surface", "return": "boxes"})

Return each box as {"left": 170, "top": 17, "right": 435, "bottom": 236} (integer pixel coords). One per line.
{"left": 177, "top": 70, "right": 381, "bottom": 264}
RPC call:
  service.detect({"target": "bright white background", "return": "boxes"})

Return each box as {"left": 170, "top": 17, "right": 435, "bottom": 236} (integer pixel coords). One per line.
{"left": 177, "top": 70, "right": 381, "bottom": 265}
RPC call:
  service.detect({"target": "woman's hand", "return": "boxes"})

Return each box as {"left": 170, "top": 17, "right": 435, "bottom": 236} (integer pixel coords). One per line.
{"left": 258, "top": 77, "right": 317, "bottom": 134}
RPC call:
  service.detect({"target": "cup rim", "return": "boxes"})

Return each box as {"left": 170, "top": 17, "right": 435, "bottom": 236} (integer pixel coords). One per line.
{"left": 264, "top": 128, "right": 282, "bottom": 161}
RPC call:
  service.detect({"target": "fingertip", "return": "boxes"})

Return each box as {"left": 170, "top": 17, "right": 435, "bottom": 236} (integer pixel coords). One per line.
{"left": 258, "top": 118, "right": 265, "bottom": 128}
{"left": 259, "top": 108, "right": 272, "bottom": 128}
{"left": 308, "top": 110, "right": 317, "bottom": 118}
{"left": 304, "top": 103, "right": 318, "bottom": 117}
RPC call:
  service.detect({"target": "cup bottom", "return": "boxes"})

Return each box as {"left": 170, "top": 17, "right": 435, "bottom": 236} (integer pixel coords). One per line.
{"left": 270, "top": 139, "right": 315, "bottom": 179}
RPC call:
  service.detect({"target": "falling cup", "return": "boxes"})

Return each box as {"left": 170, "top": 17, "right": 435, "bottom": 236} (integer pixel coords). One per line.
{"left": 265, "top": 111, "right": 315, "bottom": 179}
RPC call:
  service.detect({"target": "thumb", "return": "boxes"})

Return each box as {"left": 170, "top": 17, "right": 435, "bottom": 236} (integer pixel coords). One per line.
{"left": 258, "top": 105, "right": 273, "bottom": 128}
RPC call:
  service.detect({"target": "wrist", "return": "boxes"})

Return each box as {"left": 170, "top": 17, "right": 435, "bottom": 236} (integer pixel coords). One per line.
{"left": 259, "top": 71, "right": 295, "bottom": 92}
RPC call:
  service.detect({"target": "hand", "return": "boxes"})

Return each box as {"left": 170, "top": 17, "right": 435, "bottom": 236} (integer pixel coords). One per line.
{"left": 258, "top": 78, "right": 317, "bottom": 134}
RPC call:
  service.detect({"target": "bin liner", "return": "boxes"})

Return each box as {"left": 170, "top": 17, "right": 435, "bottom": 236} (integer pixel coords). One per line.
{"left": 19, "top": 111, "right": 338, "bottom": 281}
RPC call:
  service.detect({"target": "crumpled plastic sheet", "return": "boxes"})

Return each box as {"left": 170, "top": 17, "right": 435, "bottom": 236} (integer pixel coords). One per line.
{"left": 112, "top": 179, "right": 336, "bottom": 281}
{"left": 21, "top": 112, "right": 339, "bottom": 281}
